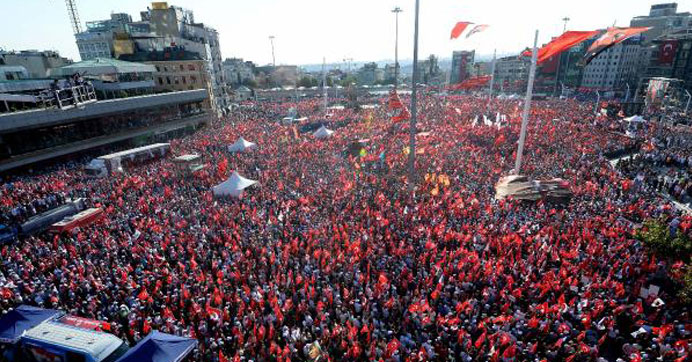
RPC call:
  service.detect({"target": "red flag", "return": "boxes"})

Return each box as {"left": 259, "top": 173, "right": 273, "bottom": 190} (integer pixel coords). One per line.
{"left": 659, "top": 40, "right": 678, "bottom": 65}
{"left": 451, "top": 22, "right": 473, "bottom": 39}
{"left": 523, "top": 31, "right": 600, "bottom": 64}
{"left": 582, "top": 27, "right": 650, "bottom": 65}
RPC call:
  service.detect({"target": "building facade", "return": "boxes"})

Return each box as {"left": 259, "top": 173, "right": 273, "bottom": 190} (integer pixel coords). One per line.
{"left": 120, "top": 46, "right": 213, "bottom": 110}
{"left": 495, "top": 55, "right": 530, "bottom": 93}
{"left": 580, "top": 37, "right": 642, "bottom": 93}
{"left": 223, "top": 58, "right": 256, "bottom": 86}
{"left": 450, "top": 51, "right": 475, "bottom": 84}
{"left": 0, "top": 51, "right": 72, "bottom": 78}
{"left": 74, "top": 2, "right": 229, "bottom": 110}
{"left": 631, "top": 3, "right": 692, "bottom": 44}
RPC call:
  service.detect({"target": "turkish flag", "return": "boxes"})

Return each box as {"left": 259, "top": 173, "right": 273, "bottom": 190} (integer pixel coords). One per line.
{"left": 659, "top": 40, "right": 678, "bottom": 65}
{"left": 523, "top": 31, "right": 600, "bottom": 64}
{"left": 450, "top": 22, "right": 473, "bottom": 39}
{"left": 582, "top": 27, "right": 650, "bottom": 65}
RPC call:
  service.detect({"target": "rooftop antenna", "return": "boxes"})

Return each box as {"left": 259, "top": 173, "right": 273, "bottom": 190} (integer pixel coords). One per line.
{"left": 65, "top": 0, "right": 83, "bottom": 34}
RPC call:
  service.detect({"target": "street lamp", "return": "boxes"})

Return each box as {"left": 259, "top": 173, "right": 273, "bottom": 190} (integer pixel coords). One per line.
{"left": 407, "top": 0, "right": 420, "bottom": 191}
{"left": 392, "top": 6, "right": 403, "bottom": 89}
{"left": 562, "top": 17, "right": 570, "bottom": 33}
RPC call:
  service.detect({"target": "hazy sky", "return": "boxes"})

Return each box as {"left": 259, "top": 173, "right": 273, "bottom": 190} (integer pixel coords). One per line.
{"left": 2, "top": 0, "right": 692, "bottom": 65}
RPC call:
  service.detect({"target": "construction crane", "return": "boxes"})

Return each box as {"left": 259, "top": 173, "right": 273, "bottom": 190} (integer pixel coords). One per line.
{"left": 65, "top": 0, "right": 83, "bottom": 34}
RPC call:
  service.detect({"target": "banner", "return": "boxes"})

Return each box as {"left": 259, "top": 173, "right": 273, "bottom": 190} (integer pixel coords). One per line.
{"left": 659, "top": 40, "right": 678, "bottom": 65}
{"left": 523, "top": 31, "right": 600, "bottom": 64}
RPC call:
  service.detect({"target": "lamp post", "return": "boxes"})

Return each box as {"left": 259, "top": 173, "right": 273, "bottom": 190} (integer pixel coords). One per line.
{"left": 562, "top": 17, "right": 570, "bottom": 33}
{"left": 392, "top": 6, "right": 403, "bottom": 89}
{"left": 514, "top": 30, "right": 539, "bottom": 175}
{"left": 407, "top": 0, "right": 420, "bottom": 191}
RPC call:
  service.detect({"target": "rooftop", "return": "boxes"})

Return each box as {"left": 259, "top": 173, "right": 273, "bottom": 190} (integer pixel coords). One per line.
{"left": 51, "top": 58, "right": 156, "bottom": 77}
{"left": 22, "top": 322, "right": 124, "bottom": 362}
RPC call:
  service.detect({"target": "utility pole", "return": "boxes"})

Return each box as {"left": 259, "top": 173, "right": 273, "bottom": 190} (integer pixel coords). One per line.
{"left": 515, "top": 30, "right": 539, "bottom": 175}
{"left": 407, "top": 0, "right": 420, "bottom": 192}
{"left": 392, "top": 6, "right": 403, "bottom": 89}
{"left": 269, "top": 36, "right": 276, "bottom": 67}
{"left": 562, "top": 17, "right": 570, "bottom": 33}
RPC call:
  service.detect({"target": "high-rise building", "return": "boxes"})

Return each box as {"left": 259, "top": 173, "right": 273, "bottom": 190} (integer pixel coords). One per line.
{"left": 450, "top": 51, "right": 475, "bottom": 84}
{"left": 580, "top": 36, "right": 643, "bottom": 93}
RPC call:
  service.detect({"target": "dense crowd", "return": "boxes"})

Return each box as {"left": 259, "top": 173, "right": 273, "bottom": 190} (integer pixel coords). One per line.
{"left": 1, "top": 94, "right": 691, "bottom": 361}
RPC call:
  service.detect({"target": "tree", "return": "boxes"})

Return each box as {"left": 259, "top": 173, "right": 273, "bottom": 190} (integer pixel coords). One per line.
{"left": 636, "top": 218, "right": 692, "bottom": 302}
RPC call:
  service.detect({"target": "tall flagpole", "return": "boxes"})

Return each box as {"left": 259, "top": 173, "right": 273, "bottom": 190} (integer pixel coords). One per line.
{"left": 514, "top": 30, "right": 539, "bottom": 175}
{"left": 488, "top": 49, "right": 497, "bottom": 98}
{"left": 407, "top": 0, "right": 420, "bottom": 191}
{"left": 322, "top": 57, "right": 328, "bottom": 112}
{"left": 392, "top": 7, "right": 403, "bottom": 89}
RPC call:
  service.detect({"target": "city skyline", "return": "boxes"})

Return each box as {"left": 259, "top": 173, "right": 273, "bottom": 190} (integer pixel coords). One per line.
{"left": 4, "top": 0, "right": 692, "bottom": 66}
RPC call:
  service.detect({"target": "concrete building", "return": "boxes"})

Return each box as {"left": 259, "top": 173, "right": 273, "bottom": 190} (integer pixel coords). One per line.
{"left": 223, "top": 58, "right": 256, "bottom": 86}
{"left": 51, "top": 58, "right": 156, "bottom": 99}
{"left": 120, "top": 46, "right": 213, "bottom": 110}
{"left": 580, "top": 36, "right": 642, "bottom": 93}
{"left": 631, "top": 3, "right": 692, "bottom": 44}
{"left": 495, "top": 55, "right": 530, "bottom": 93}
{"left": 416, "top": 55, "right": 444, "bottom": 85}
{"left": 256, "top": 65, "right": 300, "bottom": 87}
{"left": 384, "top": 63, "right": 400, "bottom": 84}
{"left": 357, "top": 63, "right": 384, "bottom": 86}
{"left": 0, "top": 51, "right": 72, "bottom": 79}
{"left": 642, "top": 30, "right": 692, "bottom": 94}
{"left": 0, "top": 89, "right": 209, "bottom": 172}
{"left": 75, "top": 2, "right": 229, "bottom": 110}
{"left": 450, "top": 51, "right": 475, "bottom": 84}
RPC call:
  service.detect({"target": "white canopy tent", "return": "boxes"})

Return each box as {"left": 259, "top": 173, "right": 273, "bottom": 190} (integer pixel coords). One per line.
{"left": 313, "top": 125, "right": 334, "bottom": 139}
{"left": 624, "top": 115, "right": 647, "bottom": 123}
{"left": 228, "top": 137, "right": 257, "bottom": 153}
{"left": 212, "top": 172, "right": 258, "bottom": 198}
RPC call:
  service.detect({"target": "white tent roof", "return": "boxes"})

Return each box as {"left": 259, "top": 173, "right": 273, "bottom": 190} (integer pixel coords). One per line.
{"left": 624, "top": 115, "right": 646, "bottom": 123}
{"left": 313, "top": 125, "right": 334, "bottom": 139}
{"left": 213, "top": 172, "right": 258, "bottom": 197}
{"left": 228, "top": 137, "right": 257, "bottom": 153}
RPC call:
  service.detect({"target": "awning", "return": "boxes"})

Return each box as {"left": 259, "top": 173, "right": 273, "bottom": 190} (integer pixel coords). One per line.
{"left": 0, "top": 305, "right": 61, "bottom": 343}
{"left": 115, "top": 331, "right": 197, "bottom": 362}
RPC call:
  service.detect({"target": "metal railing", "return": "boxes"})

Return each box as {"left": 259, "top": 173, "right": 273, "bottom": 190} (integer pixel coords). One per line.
{"left": 41, "top": 83, "right": 98, "bottom": 110}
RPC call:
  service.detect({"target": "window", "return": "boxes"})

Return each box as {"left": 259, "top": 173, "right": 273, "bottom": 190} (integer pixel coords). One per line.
{"left": 182, "top": 76, "right": 187, "bottom": 84}
{"left": 190, "top": 75, "right": 197, "bottom": 83}
{"left": 156, "top": 66, "right": 161, "bottom": 72}
{"left": 164, "top": 66, "right": 168, "bottom": 72}
{"left": 158, "top": 77, "right": 163, "bottom": 85}
{"left": 188, "top": 64, "right": 195, "bottom": 71}
{"left": 180, "top": 64, "right": 184, "bottom": 71}
{"left": 166, "top": 76, "right": 171, "bottom": 84}
{"left": 174, "top": 76, "right": 179, "bottom": 84}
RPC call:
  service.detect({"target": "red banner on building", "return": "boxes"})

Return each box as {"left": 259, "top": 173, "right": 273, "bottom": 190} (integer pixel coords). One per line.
{"left": 659, "top": 40, "right": 678, "bottom": 65}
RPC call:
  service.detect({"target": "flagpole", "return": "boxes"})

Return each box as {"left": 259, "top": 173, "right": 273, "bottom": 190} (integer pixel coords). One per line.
{"left": 407, "top": 0, "right": 420, "bottom": 192}
{"left": 488, "top": 49, "right": 497, "bottom": 98}
{"left": 392, "top": 6, "right": 403, "bottom": 89}
{"left": 322, "top": 57, "right": 328, "bottom": 112}
{"left": 514, "top": 30, "right": 539, "bottom": 175}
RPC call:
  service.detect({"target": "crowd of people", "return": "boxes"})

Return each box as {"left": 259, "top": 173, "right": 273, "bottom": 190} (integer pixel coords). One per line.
{"left": 0, "top": 93, "right": 690, "bottom": 361}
